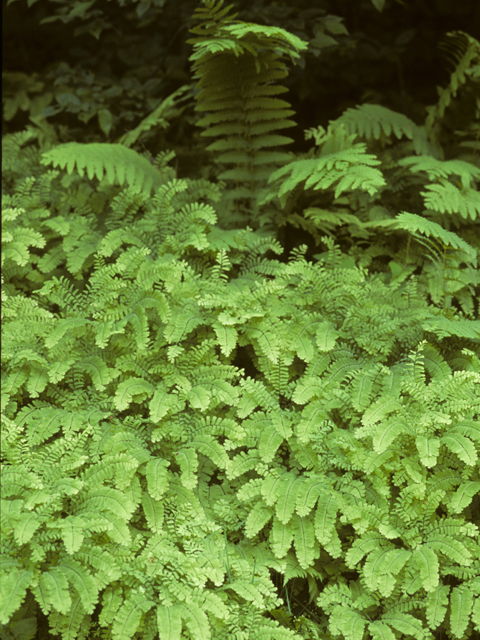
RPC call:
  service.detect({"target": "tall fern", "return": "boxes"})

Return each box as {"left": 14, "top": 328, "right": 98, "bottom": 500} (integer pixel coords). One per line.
{"left": 186, "top": 0, "right": 308, "bottom": 225}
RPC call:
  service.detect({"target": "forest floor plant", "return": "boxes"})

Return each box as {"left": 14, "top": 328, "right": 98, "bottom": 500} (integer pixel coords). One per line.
{"left": 1, "top": 2, "right": 480, "bottom": 639}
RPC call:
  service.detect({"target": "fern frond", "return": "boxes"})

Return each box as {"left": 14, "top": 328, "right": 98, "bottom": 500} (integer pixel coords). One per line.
{"left": 111, "top": 592, "right": 155, "bottom": 640}
{"left": 423, "top": 181, "right": 480, "bottom": 220}
{"left": 2, "top": 206, "right": 46, "bottom": 269}
{"left": 180, "top": 601, "right": 213, "bottom": 640}
{"left": 40, "top": 143, "right": 164, "bottom": 196}
{"left": 392, "top": 212, "right": 478, "bottom": 311}
{"left": 187, "top": 0, "right": 307, "bottom": 217}
{"left": 266, "top": 124, "right": 386, "bottom": 205}
{"left": 449, "top": 585, "right": 474, "bottom": 639}
{"left": 156, "top": 604, "right": 183, "bottom": 640}
{"left": 55, "top": 558, "right": 97, "bottom": 615}
{"left": 0, "top": 570, "right": 33, "bottom": 625}
{"left": 333, "top": 102, "right": 433, "bottom": 155}
{"left": 398, "top": 155, "right": 480, "bottom": 189}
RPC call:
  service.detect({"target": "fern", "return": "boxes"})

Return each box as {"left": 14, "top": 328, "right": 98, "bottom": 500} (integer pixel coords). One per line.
{"left": 187, "top": 0, "right": 308, "bottom": 223}
{"left": 397, "top": 155, "right": 480, "bottom": 221}
{"left": 2, "top": 5, "right": 480, "bottom": 640}
{"left": 40, "top": 142, "right": 165, "bottom": 196}
{"left": 333, "top": 102, "right": 435, "bottom": 156}
{"left": 114, "top": 84, "right": 193, "bottom": 150}
{"left": 261, "top": 123, "right": 386, "bottom": 210}
{"left": 392, "top": 212, "right": 479, "bottom": 315}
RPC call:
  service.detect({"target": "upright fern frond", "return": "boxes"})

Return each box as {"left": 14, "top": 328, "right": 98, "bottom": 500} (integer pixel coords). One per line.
{"left": 187, "top": 0, "right": 308, "bottom": 223}
{"left": 393, "top": 212, "right": 476, "bottom": 264}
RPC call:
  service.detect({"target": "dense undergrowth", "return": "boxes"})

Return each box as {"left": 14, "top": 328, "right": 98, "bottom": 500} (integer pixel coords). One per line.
{"left": 1, "top": 1, "right": 480, "bottom": 639}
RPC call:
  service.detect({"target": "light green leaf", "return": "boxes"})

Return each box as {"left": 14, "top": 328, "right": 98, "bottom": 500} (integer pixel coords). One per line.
{"left": 186, "top": 384, "right": 211, "bottom": 411}
{"left": 114, "top": 377, "right": 155, "bottom": 411}
{"left": 112, "top": 592, "right": 155, "bottom": 640}
{"left": 157, "top": 604, "right": 183, "bottom": 640}
{"left": 142, "top": 491, "right": 164, "bottom": 533}
{"left": 449, "top": 586, "right": 473, "bottom": 639}
{"left": 245, "top": 502, "right": 274, "bottom": 538}
{"left": 295, "top": 476, "right": 325, "bottom": 517}
{"left": 314, "top": 493, "right": 339, "bottom": 545}
{"left": 13, "top": 512, "right": 42, "bottom": 545}
{"left": 292, "top": 514, "right": 316, "bottom": 569}
{"left": 412, "top": 546, "right": 440, "bottom": 592}
{"left": 60, "top": 516, "right": 85, "bottom": 554}
{"left": 258, "top": 424, "right": 284, "bottom": 463}
{"left": 416, "top": 436, "right": 441, "bottom": 468}
{"left": 380, "top": 612, "right": 426, "bottom": 636}
{"left": 212, "top": 321, "right": 237, "bottom": 357}
{"left": 271, "top": 515, "right": 294, "bottom": 558}
{"left": 315, "top": 321, "right": 339, "bottom": 351}
{"left": 39, "top": 569, "right": 72, "bottom": 614}
{"left": 442, "top": 433, "right": 477, "bottom": 465}
{"left": 145, "top": 458, "right": 170, "bottom": 500}
{"left": 176, "top": 447, "right": 198, "bottom": 490}
{"left": 192, "top": 434, "right": 229, "bottom": 469}
{"left": 276, "top": 475, "right": 303, "bottom": 524}
{"left": 57, "top": 558, "right": 97, "bottom": 614}
{"left": 449, "top": 481, "right": 480, "bottom": 514}
{"left": 149, "top": 388, "right": 181, "bottom": 422}
{"left": 0, "top": 570, "right": 33, "bottom": 624}
{"left": 425, "top": 584, "right": 449, "bottom": 629}
{"left": 368, "top": 621, "right": 396, "bottom": 640}
{"left": 178, "top": 601, "right": 211, "bottom": 639}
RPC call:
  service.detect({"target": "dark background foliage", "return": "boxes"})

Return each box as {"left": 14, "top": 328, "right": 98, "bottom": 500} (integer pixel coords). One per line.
{"left": 3, "top": 0, "right": 480, "bottom": 177}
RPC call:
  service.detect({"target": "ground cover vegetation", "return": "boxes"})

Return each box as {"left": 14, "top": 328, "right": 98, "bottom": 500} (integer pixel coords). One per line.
{"left": 1, "top": 0, "right": 480, "bottom": 638}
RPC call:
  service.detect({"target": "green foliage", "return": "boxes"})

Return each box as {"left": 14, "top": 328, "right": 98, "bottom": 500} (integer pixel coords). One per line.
{"left": 264, "top": 31, "right": 480, "bottom": 323}
{"left": 425, "top": 31, "right": 480, "bottom": 156}
{"left": 40, "top": 142, "right": 166, "bottom": 197}
{"left": 263, "top": 122, "right": 387, "bottom": 204}
{"left": 390, "top": 212, "right": 479, "bottom": 315}
{"left": 333, "top": 103, "right": 434, "bottom": 155}
{"left": 114, "top": 85, "right": 194, "bottom": 150}
{"left": 2, "top": 2, "right": 480, "bottom": 640}
{"left": 186, "top": 0, "right": 308, "bottom": 223}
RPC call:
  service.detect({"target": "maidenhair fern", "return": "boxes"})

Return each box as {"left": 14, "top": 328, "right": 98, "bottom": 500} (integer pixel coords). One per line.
{"left": 3, "top": 143, "right": 480, "bottom": 640}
